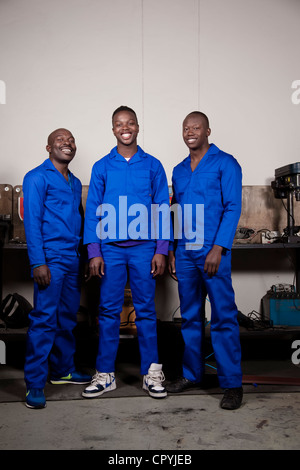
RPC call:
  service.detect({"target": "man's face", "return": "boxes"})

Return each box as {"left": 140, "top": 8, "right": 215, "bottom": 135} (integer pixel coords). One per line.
{"left": 46, "top": 129, "right": 76, "bottom": 164}
{"left": 182, "top": 115, "right": 210, "bottom": 150}
{"left": 112, "top": 110, "right": 139, "bottom": 146}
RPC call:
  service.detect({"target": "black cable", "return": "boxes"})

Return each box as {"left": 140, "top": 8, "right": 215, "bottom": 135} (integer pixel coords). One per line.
{"left": 120, "top": 308, "right": 136, "bottom": 326}
{"left": 281, "top": 197, "right": 296, "bottom": 227}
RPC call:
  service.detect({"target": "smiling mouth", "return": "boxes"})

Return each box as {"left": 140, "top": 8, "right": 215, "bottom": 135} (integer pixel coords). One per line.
{"left": 121, "top": 133, "right": 132, "bottom": 139}
{"left": 187, "top": 138, "right": 197, "bottom": 143}
{"left": 60, "top": 147, "right": 73, "bottom": 154}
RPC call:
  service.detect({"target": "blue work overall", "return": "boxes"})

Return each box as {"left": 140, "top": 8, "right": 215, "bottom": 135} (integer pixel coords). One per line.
{"left": 171, "top": 143, "right": 243, "bottom": 388}
{"left": 84, "top": 146, "right": 170, "bottom": 374}
{"left": 23, "top": 159, "right": 83, "bottom": 388}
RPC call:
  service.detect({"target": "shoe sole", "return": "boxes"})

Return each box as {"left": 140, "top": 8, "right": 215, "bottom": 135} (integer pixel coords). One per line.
{"left": 166, "top": 387, "right": 198, "bottom": 393}
{"left": 25, "top": 402, "right": 46, "bottom": 409}
{"left": 220, "top": 400, "right": 243, "bottom": 410}
{"left": 82, "top": 381, "right": 116, "bottom": 398}
{"left": 166, "top": 383, "right": 201, "bottom": 393}
{"left": 50, "top": 379, "right": 91, "bottom": 384}
{"left": 142, "top": 384, "right": 167, "bottom": 399}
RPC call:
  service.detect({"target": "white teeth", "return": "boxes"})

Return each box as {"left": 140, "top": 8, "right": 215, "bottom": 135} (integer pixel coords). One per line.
{"left": 61, "top": 148, "right": 71, "bottom": 153}
{"left": 122, "top": 133, "right": 131, "bottom": 138}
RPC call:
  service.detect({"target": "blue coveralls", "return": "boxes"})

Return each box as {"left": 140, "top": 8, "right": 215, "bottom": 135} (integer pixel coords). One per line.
{"left": 84, "top": 146, "right": 169, "bottom": 374}
{"left": 171, "top": 144, "right": 243, "bottom": 388}
{"left": 23, "top": 158, "right": 83, "bottom": 389}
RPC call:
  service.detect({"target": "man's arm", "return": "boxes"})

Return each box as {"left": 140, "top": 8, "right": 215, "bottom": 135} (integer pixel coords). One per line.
{"left": 150, "top": 161, "right": 170, "bottom": 276}
{"left": 85, "top": 243, "right": 105, "bottom": 280}
{"left": 204, "top": 244, "right": 223, "bottom": 277}
{"left": 213, "top": 156, "right": 242, "bottom": 250}
{"left": 83, "top": 162, "right": 106, "bottom": 246}
{"left": 33, "top": 265, "right": 51, "bottom": 286}
{"left": 23, "top": 172, "right": 47, "bottom": 267}
{"left": 205, "top": 156, "right": 242, "bottom": 277}
{"left": 168, "top": 250, "right": 177, "bottom": 281}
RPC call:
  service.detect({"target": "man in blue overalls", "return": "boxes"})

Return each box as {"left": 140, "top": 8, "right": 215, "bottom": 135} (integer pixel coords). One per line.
{"left": 167, "top": 112, "right": 243, "bottom": 410}
{"left": 83, "top": 106, "right": 169, "bottom": 399}
{"left": 23, "top": 128, "right": 91, "bottom": 409}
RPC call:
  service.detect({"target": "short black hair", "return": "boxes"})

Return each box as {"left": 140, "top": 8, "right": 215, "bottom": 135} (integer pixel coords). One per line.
{"left": 112, "top": 106, "right": 138, "bottom": 124}
{"left": 184, "top": 111, "right": 210, "bottom": 128}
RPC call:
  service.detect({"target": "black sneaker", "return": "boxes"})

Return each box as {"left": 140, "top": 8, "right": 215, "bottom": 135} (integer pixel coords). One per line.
{"left": 220, "top": 387, "right": 243, "bottom": 410}
{"left": 166, "top": 376, "right": 201, "bottom": 393}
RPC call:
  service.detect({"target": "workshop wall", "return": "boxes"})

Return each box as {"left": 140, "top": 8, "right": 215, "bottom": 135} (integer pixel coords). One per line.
{"left": 0, "top": 0, "right": 299, "bottom": 319}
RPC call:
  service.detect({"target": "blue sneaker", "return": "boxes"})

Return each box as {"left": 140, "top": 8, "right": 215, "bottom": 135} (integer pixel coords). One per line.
{"left": 25, "top": 389, "right": 46, "bottom": 409}
{"left": 82, "top": 372, "right": 116, "bottom": 398}
{"left": 50, "top": 371, "right": 92, "bottom": 384}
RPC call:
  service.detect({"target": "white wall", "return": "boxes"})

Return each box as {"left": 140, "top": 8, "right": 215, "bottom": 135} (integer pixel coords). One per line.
{"left": 1, "top": 0, "right": 299, "bottom": 318}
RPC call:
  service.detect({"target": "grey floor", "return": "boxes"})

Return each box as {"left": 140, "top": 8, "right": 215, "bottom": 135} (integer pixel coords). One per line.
{"left": 1, "top": 325, "right": 300, "bottom": 452}
{"left": 1, "top": 377, "right": 300, "bottom": 451}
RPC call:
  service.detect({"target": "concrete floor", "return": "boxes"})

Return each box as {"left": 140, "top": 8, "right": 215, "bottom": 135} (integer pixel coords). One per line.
{"left": 1, "top": 325, "right": 300, "bottom": 452}
{"left": 1, "top": 372, "right": 300, "bottom": 451}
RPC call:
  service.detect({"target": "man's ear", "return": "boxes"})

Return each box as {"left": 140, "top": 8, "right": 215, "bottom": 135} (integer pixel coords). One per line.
{"left": 46, "top": 144, "right": 51, "bottom": 153}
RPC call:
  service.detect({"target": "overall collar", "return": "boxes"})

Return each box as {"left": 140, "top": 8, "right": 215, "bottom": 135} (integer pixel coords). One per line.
{"left": 109, "top": 145, "right": 147, "bottom": 164}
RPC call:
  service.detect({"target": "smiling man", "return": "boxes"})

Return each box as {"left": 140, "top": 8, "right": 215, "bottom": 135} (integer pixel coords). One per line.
{"left": 167, "top": 112, "right": 243, "bottom": 410}
{"left": 83, "top": 106, "right": 170, "bottom": 399}
{"left": 22, "top": 128, "right": 91, "bottom": 409}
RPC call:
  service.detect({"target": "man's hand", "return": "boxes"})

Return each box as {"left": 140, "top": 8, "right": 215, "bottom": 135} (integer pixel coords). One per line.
{"left": 33, "top": 265, "right": 51, "bottom": 287}
{"left": 204, "top": 245, "right": 223, "bottom": 277}
{"left": 151, "top": 254, "right": 166, "bottom": 277}
{"left": 85, "top": 256, "right": 105, "bottom": 281}
{"left": 168, "top": 250, "right": 177, "bottom": 281}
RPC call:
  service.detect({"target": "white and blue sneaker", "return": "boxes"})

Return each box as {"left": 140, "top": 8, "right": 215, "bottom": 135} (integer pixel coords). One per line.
{"left": 82, "top": 371, "right": 116, "bottom": 398}
{"left": 143, "top": 363, "right": 167, "bottom": 399}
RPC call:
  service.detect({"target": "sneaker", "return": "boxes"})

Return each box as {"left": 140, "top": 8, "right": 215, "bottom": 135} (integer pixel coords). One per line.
{"left": 82, "top": 372, "right": 116, "bottom": 398}
{"left": 166, "top": 376, "right": 201, "bottom": 393}
{"left": 143, "top": 363, "right": 167, "bottom": 399}
{"left": 220, "top": 387, "right": 243, "bottom": 410}
{"left": 25, "top": 389, "right": 46, "bottom": 409}
{"left": 50, "top": 371, "right": 92, "bottom": 384}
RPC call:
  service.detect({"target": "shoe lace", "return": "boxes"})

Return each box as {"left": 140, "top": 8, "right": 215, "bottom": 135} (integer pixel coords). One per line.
{"left": 91, "top": 372, "right": 112, "bottom": 385}
{"left": 147, "top": 370, "right": 165, "bottom": 386}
